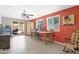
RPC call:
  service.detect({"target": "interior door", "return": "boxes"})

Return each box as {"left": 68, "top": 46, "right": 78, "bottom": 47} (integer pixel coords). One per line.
{"left": 27, "top": 22, "right": 31, "bottom": 35}
{"left": 24, "top": 21, "right": 34, "bottom": 36}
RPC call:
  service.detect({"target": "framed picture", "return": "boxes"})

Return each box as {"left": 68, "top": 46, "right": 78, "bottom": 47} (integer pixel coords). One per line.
{"left": 36, "top": 19, "right": 43, "bottom": 30}
{"left": 63, "top": 14, "right": 74, "bottom": 25}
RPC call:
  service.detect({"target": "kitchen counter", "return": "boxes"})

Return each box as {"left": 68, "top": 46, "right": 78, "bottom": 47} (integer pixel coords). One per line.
{"left": 0, "top": 33, "right": 11, "bottom": 49}
{"left": 0, "top": 33, "right": 11, "bottom": 36}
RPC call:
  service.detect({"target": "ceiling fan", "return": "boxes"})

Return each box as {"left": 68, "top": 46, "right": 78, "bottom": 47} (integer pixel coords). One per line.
{"left": 21, "top": 10, "right": 34, "bottom": 19}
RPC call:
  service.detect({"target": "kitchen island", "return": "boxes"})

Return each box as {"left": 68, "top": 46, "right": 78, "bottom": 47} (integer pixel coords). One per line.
{"left": 0, "top": 33, "right": 11, "bottom": 49}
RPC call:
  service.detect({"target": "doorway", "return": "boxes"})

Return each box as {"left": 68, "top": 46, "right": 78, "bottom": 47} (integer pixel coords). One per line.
{"left": 12, "top": 21, "right": 24, "bottom": 35}
{"left": 24, "top": 21, "right": 34, "bottom": 36}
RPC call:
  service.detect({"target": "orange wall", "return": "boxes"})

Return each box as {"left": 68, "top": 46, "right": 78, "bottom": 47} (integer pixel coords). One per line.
{"left": 32, "top": 5, "right": 79, "bottom": 43}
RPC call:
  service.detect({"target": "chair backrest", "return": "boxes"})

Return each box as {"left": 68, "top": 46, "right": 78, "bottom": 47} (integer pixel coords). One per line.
{"left": 50, "top": 29, "right": 54, "bottom": 37}
{"left": 71, "top": 31, "right": 79, "bottom": 45}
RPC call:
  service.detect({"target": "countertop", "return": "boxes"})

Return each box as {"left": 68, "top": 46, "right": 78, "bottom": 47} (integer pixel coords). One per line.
{"left": 0, "top": 33, "right": 11, "bottom": 36}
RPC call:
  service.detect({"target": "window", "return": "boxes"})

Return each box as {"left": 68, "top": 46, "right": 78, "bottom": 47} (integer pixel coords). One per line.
{"left": 47, "top": 17, "right": 54, "bottom": 31}
{"left": 53, "top": 16, "right": 60, "bottom": 32}
{"left": 47, "top": 15, "right": 60, "bottom": 32}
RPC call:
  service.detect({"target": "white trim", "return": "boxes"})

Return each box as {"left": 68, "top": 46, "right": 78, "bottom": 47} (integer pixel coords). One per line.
{"left": 47, "top": 16, "right": 54, "bottom": 31}
{"left": 54, "top": 41, "right": 64, "bottom": 46}
{"left": 46, "top": 15, "right": 60, "bottom": 32}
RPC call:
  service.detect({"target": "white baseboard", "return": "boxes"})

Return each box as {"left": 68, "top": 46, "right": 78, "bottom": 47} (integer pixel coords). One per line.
{"left": 54, "top": 41, "right": 64, "bottom": 45}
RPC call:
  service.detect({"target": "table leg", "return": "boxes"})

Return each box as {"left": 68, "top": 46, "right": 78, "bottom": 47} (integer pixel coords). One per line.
{"left": 45, "top": 40, "right": 48, "bottom": 46}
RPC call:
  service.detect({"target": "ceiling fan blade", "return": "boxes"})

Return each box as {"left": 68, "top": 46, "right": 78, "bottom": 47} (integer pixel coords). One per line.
{"left": 21, "top": 10, "right": 34, "bottom": 19}
{"left": 26, "top": 14, "right": 34, "bottom": 16}
{"left": 29, "top": 14, "right": 34, "bottom": 16}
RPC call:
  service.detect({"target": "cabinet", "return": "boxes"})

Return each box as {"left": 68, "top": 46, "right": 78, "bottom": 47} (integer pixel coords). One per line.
{"left": 0, "top": 35, "right": 10, "bottom": 49}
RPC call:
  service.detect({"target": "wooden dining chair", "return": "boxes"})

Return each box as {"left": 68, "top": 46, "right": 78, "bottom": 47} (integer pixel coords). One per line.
{"left": 31, "top": 32, "right": 34, "bottom": 39}
{"left": 63, "top": 31, "right": 77, "bottom": 53}
{"left": 48, "top": 30, "right": 54, "bottom": 42}
{"left": 63, "top": 38, "right": 75, "bottom": 53}
{"left": 39, "top": 33, "right": 46, "bottom": 40}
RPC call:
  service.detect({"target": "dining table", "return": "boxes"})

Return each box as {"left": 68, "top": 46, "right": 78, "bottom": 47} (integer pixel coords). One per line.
{"left": 37, "top": 31, "right": 53, "bottom": 45}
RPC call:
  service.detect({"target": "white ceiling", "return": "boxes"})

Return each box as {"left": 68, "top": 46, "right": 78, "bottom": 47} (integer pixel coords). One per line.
{"left": 0, "top": 5, "right": 76, "bottom": 19}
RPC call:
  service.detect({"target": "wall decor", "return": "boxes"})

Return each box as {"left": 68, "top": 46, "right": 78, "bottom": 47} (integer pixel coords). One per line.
{"left": 36, "top": 20, "right": 42, "bottom": 30}
{"left": 42, "top": 19, "right": 46, "bottom": 30}
{"left": 63, "top": 14, "right": 74, "bottom": 25}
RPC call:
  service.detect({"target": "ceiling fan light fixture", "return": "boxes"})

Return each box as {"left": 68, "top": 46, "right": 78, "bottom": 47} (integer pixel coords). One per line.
{"left": 21, "top": 10, "right": 34, "bottom": 19}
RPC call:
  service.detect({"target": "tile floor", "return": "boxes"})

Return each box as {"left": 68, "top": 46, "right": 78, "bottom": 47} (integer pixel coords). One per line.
{"left": 0, "top": 35, "right": 78, "bottom": 54}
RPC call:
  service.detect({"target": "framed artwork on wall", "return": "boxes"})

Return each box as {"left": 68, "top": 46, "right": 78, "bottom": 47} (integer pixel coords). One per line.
{"left": 36, "top": 19, "right": 43, "bottom": 30}
{"left": 62, "top": 14, "right": 74, "bottom": 26}
{"left": 42, "top": 19, "right": 47, "bottom": 30}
